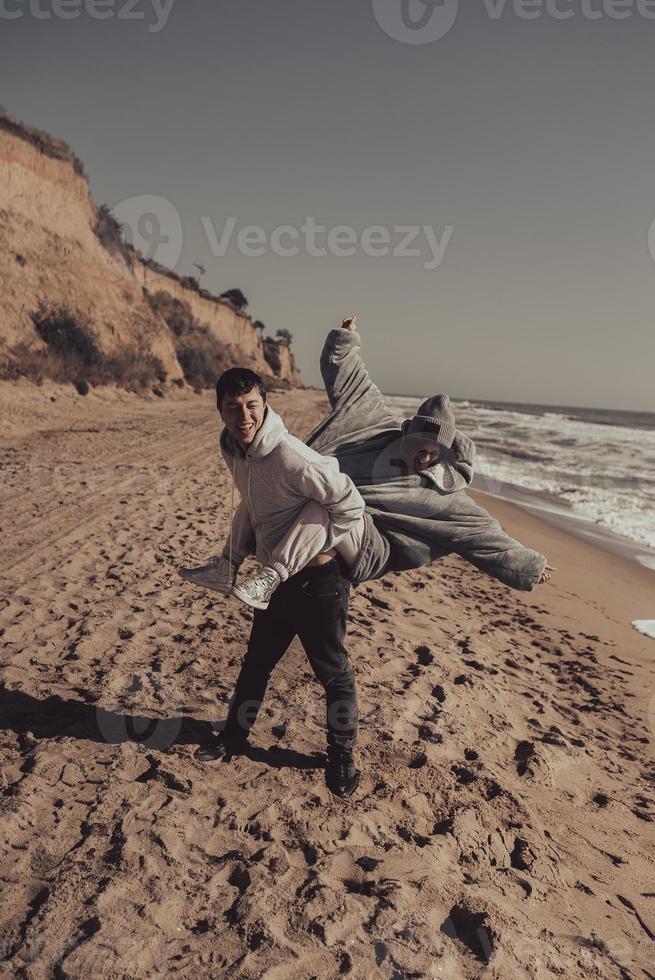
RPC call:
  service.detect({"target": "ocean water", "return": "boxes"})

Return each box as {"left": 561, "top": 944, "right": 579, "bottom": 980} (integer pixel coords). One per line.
{"left": 384, "top": 394, "right": 655, "bottom": 567}
{"left": 632, "top": 620, "right": 655, "bottom": 640}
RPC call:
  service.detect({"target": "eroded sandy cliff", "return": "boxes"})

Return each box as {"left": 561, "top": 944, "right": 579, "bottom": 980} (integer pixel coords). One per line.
{"left": 0, "top": 114, "right": 301, "bottom": 390}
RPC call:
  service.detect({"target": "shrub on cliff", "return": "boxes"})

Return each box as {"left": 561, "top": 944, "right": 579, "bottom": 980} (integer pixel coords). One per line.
{"left": 0, "top": 350, "right": 21, "bottom": 381}
{"left": 262, "top": 337, "right": 282, "bottom": 376}
{"left": 95, "top": 204, "right": 130, "bottom": 262}
{"left": 146, "top": 291, "right": 195, "bottom": 335}
{"left": 145, "top": 289, "right": 232, "bottom": 391}
{"left": 177, "top": 345, "right": 217, "bottom": 391}
{"left": 32, "top": 303, "right": 101, "bottom": 368}
{"left": 219, "top": 288, "right": 248, "bottom": 312}
{"left": 275, "top": 328, "right": 293, "bottom": 346}
{"left": 26, "top": 303, "right": 165, "bottom": 391}
{"left": 103, "top": 348, "right": 167, "bottom": 389}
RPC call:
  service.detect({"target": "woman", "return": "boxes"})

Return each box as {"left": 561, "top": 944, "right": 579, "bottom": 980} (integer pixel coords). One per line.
{"left": 303, "top": 316, "right": 551, "bottom": 590}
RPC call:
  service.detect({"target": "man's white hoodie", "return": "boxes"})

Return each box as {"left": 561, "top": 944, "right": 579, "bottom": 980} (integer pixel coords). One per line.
{"left": 220, "top": 403, "right": 365, "bottom": 571}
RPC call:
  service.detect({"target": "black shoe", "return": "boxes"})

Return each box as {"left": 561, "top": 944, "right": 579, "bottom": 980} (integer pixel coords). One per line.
{"left": 195, "top": 733, "right": 250, "bottom": 762}
{"left": 326, "top": 747, "right": 360, "bottom": 798}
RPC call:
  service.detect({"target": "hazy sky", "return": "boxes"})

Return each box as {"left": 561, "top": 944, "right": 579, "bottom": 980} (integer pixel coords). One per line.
{"left": 2, "top": 0, "right": 655, "bottom": 410}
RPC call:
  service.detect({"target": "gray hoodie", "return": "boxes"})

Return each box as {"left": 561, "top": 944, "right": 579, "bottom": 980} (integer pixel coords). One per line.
{"left": 305, "top": 328, "right": 547, "bottom": 591}
{"left": 220, "top": 402, "right": 365, "bottom": 568}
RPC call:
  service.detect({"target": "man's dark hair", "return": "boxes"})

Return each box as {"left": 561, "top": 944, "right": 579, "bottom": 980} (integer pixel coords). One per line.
{"left": 216, "top": 367, "right": 267, "bottom": 410}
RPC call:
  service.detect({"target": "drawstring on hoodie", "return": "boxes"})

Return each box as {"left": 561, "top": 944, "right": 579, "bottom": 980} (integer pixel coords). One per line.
{"left": 220, "top": 406, "right": 282, "bottom": 569}
{"left": 228, "top": 450, "right": 236, "bottom": 570}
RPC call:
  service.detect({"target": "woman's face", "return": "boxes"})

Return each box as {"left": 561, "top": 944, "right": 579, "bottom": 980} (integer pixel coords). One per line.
{"left": 401, "top": 436, "right": 442, "bottom": 473}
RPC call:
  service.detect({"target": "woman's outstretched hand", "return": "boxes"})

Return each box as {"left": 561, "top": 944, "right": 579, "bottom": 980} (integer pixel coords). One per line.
{"left": 341, "top": 315, "right": 357, "bottom": 332}
{"left": 538, "top": 563, "right": 556, "bottom": 584}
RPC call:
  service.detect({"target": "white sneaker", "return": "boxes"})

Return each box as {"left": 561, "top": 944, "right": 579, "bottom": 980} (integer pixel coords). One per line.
{"left": 178, "top": 554, "right": 237, "bottom": 595}
{"left": 231, "top": 566, "right": 281, "bottom": 610}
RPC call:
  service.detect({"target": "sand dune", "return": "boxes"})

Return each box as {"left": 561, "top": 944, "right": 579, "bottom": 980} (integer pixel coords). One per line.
{"left": 1, "top": 382, "right": 653, "bottom": 978}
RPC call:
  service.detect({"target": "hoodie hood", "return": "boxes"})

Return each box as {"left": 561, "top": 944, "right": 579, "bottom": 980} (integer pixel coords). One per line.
{"left": 422, "top": 458, "right": 458, "bottom": 492}
{"left": 220, "top": 404, "right": 288, "bottom": 461}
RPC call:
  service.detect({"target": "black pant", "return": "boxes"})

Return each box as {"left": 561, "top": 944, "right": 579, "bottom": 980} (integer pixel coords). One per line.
{"left": 223, "top": 557, "right": 357, "bottom": 751}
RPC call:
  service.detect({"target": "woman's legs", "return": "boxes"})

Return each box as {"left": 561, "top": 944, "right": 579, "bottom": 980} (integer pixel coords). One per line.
{"left": 267, "top": 501, "right": 366, "bottom": 581}
{"left": 333, "top": 520, "right": 367, "bottom": 569}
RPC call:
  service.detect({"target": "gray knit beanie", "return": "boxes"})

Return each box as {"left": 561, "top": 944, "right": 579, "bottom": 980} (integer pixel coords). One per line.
{"left": 402, "top": 394, "right": 456, "bottom": 449}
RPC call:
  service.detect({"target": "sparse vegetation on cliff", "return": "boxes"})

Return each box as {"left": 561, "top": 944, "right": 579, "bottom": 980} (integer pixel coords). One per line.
{"left": 262, "top": 337, "right": 283, "bottom": 376}
{"left": 95, "top": 204, "right": 130, "bottom": 262}
{"left": 275, "top": 328, "right": 293, "bottom": 346}
{"left": 219, "top": 287, "right": 248, "bottom": 312}
{"left": 0, "top": 113, "right": 303, "bottom": 394}
{"left": 176, "top": 346, "right": 217, "bottom": 390}
{"left": 146, "top": 291, "right": 196, "bottom": 336}
{"left": 0, "top": 112, "right": 86, "bottom": 177}
{"left": 5, "top": 303, "right": 167, "bottom": 392}
{"left": 145, "top": 289, "right": 232, "bottom": 392}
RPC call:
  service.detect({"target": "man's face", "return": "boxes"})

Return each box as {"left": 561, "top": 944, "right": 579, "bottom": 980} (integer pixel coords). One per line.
{"left": 219, "top": 387, "right": 266, "bottom": 448}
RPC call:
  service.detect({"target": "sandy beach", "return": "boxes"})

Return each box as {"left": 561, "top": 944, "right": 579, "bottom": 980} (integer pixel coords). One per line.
{"left": 1, "top": 380, "right": 654, "bottom": 978}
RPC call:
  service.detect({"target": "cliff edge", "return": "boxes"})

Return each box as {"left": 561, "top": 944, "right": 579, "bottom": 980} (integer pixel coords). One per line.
{"left": 0, "top": 114, "right": 301, "bottom": 393}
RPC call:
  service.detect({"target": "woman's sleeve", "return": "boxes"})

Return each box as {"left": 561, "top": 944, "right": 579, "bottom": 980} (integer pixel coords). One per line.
{"left": 320, "top": 328, "right": 396, "bottom": 428}
{"left": 448, "top": 429, "right": 476, "bottom": 486}
{"left": 446, "top": 494, "right": 546, "bottom": 591}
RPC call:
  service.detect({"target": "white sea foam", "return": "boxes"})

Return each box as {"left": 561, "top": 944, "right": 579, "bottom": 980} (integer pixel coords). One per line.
{"left": 385, "top": 393, "right": 655, "bottom": 557}
{"left": 632, "top": 620, "right": 655, "bottom": 640}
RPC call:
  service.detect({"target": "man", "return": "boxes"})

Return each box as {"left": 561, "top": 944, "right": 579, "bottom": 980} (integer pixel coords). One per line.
{"left": 182, "top": 368, "right": 364, "bottom": 798}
